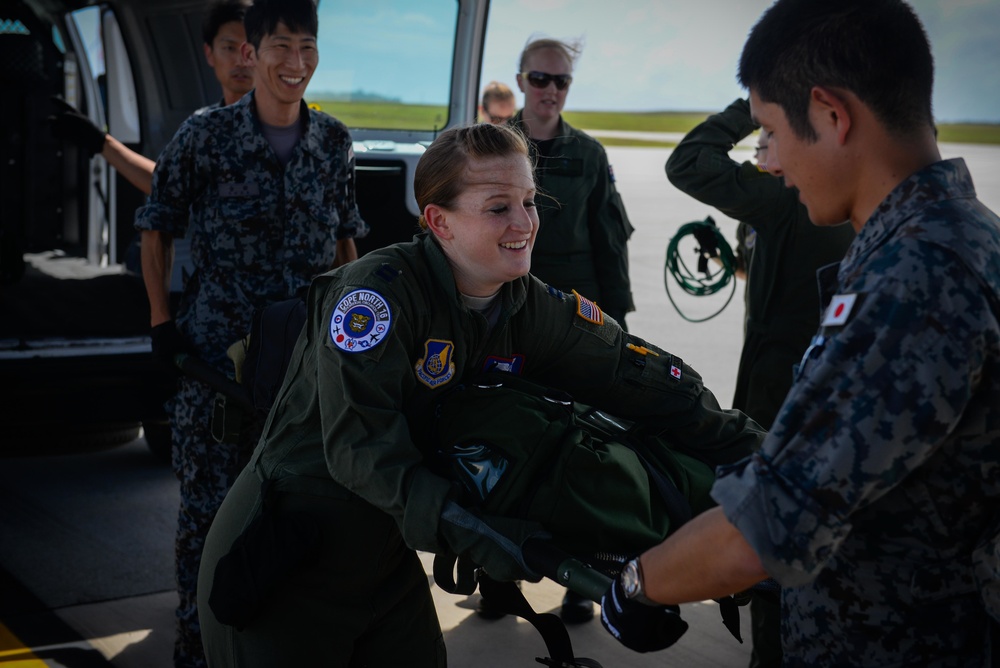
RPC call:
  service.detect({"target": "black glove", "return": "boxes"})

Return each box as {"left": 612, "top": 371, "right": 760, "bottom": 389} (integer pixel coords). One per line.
{"left": 600, "top": 577, "right": 689, "bottom": 653}
{"left": 692, "top": 216, "right": 720, "bottom": 259}
{"left": 48, "top": 97, "right": 107, "bottom": 156}
{"left": 150, "top": 320, "right": 191, "bottom": 374}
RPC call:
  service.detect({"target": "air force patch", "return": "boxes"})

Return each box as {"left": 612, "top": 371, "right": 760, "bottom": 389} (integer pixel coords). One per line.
{"left": 330, "top": 289, "right": 392, "bottom": 353}
{"left": 415, "top": 339, "right": 456, "bottom": 388}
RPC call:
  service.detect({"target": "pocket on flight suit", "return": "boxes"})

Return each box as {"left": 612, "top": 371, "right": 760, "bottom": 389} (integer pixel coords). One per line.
{"left": 208, "top": 482, "right": 321, "bottom": 631}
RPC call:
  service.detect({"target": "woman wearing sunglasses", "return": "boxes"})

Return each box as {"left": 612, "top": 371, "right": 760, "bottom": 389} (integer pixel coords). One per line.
{"left": 510, "top": 36, "right": 634, "bottom": 339}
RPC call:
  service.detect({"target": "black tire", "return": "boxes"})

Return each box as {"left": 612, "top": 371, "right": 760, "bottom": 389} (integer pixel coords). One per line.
{"left": 3, "top": 422, "right": 142, "bottom": 456}
{"left": 75, "top": 422, "right": 144, "bottom": 449}
{"left": 142, "top": 420, "right": 173, "bottom": 465}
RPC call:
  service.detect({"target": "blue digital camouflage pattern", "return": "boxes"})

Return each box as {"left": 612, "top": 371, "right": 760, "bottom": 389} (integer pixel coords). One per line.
{"left": 135, "top": 91, "right": 366, "bottom": 668}
{"left": 137, "top": 91, "right": 367, "bottom": 367}
{"left": 168, "top": 377, "right": 261, "bottom": 668}
{"left": 713, "top": 159, "right": 1000, "bottom": 666}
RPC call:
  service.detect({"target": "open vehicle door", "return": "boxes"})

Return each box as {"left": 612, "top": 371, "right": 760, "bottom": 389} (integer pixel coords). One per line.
{"left": 0, "top": 0, "right": 490, "bottom": 456}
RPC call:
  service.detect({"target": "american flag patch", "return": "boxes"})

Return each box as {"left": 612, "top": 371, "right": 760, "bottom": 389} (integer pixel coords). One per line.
{"left": 573, "top": 290, "right": 604, "bottom": 325}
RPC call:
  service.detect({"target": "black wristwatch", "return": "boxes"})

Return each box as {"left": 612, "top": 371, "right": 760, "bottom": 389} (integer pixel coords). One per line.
{"left": 621, "top": 557, "right": 657, "bottom": 606}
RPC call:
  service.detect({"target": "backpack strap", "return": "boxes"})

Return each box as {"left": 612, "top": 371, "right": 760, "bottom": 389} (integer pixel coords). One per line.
{"left": 432, "top": 551, "right": 479, "bottom": 596}
{"left": 578, "top": 407, "right": 694, "bottom": 528}
{"left": 628, "top": 439, "right": 694, "bottom": 528}
{"left": 477, "top": 576, "right": 603, "bottom": 668}
{"left": 243, "top": 297, "right": 307, "bottom": 414}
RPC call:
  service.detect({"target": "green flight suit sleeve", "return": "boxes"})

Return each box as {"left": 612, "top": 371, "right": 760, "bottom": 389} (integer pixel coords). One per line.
{"left": 665, "top": 98, "right": 797, "bottom": 234}
{"left": 311, "top": 279, "right": 455, "bottom": 555}
{"left": 588, "top": 145, "right": 635, "bottom": 316}
{"left": 522, "top": 287, "right": 765, "bottom": 468}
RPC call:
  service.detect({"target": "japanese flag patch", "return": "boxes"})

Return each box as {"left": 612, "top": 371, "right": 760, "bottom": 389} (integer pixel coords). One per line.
{"left": 821, "top": 293, "right": 857, "bottom": 327}
{"left": 330, "top": 289, "right": 392, "bottom": 353}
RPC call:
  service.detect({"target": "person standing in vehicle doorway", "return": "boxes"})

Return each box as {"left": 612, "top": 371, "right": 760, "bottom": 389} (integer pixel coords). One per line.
{"left": 509, "top": 36, "right": 634, "bottom": 335}
{"left": 134, "top": 0, "right": 367, "bottom": 666}
{"left": 50, "top": 0, "right": 255, "bottom": 196}
{"left": 479, "top": 80, "right": 516, "bottom": 125}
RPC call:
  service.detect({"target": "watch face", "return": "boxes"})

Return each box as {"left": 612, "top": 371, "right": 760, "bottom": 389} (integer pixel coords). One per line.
{"left": 622, "top": 559, "right": 641, "bottom": 598}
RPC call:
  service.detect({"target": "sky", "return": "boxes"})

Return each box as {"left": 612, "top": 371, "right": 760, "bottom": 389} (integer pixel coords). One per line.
{"left": 477, "top": 0, "right": 1000, "bottom": 123}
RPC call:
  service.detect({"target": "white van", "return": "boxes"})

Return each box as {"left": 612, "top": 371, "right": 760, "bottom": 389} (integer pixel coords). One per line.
{"left": 0, "top": 0, "right": 489, "bottom": 457}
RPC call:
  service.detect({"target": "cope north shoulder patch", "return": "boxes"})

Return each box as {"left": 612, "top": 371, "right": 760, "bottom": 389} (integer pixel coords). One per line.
{"left": 330, "top": 289, "right": 392, "bottom": 353}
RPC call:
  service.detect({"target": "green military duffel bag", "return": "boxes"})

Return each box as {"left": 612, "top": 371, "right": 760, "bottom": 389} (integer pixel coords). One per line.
{"left": 429, "top": 372, "right": 722, "bottom": 558}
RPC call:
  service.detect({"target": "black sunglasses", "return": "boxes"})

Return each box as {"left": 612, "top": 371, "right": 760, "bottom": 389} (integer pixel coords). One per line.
{"left": 522, "top": 70, "right": 573, "bottom": 91}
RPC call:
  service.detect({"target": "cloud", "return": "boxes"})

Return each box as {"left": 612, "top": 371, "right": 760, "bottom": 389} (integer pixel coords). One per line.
{"left": 477, "top": 0, "right": 1000, "bottom": 120}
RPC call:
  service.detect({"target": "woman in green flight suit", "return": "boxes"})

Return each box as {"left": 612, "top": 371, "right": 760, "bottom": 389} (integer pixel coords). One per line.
{"left": 197, "top": 122, "right": 763, "bottom": 667}
{"left": 511, "top": 36, "right": 634, "bottom": 330}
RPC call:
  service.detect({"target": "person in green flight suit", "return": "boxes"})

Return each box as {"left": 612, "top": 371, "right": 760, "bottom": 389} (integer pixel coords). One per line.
{"left": 666, "top": 96, "right": 855, "bottom": 668}
{"left": 197, "top": 122, "right": 765, "bottom": 667}
{"left": 509, "top": 37, "right": 635, "bottom": 621}
{"left": 510, "top": 36, "right": 634, "bottom": 333}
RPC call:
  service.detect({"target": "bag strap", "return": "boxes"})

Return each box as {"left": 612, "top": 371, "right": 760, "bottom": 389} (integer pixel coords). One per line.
{"left": 477, "top": 576, "right": 603, "bottom": 668}
{"left": 578, "top": 409, "right": 751, "bottom": 643}
{"left": 432, "top": 551, "right": 479, "bottom": 596}
{"left": 578, "top": 407, "right": 694, "bottom": 528}
{"left": 432, "top": 545, "right": 605, "bottom": 666}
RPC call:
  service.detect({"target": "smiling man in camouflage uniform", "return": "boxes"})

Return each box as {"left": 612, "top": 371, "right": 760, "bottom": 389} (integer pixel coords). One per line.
{"left": 599, "top": 1, "right": 1000, "bottom": 665}
{"left": 134, "top": 0, "right": 366, "bottom": 665}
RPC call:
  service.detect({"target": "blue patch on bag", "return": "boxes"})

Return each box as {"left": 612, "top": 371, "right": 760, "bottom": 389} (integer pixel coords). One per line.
{"left": 482, "top": 354, "right": 525, "bottom": 375}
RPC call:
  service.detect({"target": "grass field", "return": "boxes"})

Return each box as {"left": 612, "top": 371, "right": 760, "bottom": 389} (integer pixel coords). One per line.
{"left": 310, "top": 99, "right": 1000, "bottom": 146}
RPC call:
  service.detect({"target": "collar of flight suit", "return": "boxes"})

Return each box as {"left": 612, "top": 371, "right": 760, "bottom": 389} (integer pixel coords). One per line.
{"left": 419, "top": 232, "right": 530, "bottom": 324}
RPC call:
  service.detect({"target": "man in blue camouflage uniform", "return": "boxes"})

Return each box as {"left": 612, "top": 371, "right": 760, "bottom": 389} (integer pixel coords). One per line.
{"left": 135, "top": 1, "right": 366, "bottom": 665}
{"left": 599, "top": 1, "right": 1000, "bottom": 665}
{"left": 666, "top": 97, "right": 855, "bottom": 668}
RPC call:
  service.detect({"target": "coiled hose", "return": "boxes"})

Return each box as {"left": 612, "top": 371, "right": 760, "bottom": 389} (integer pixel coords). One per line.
{"left": 664, "top": 217, "right": 738, "bottom": 323}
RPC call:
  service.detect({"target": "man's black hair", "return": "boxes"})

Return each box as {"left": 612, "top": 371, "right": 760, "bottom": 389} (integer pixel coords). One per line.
{"left": 201, "top": 0, "right": 251, "bottom": 46}
{"left": 738, "top": 0, "right": 934, "bottom": 141}
{"left": 244, "top": 0, "right": 318, "bottom": 51}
